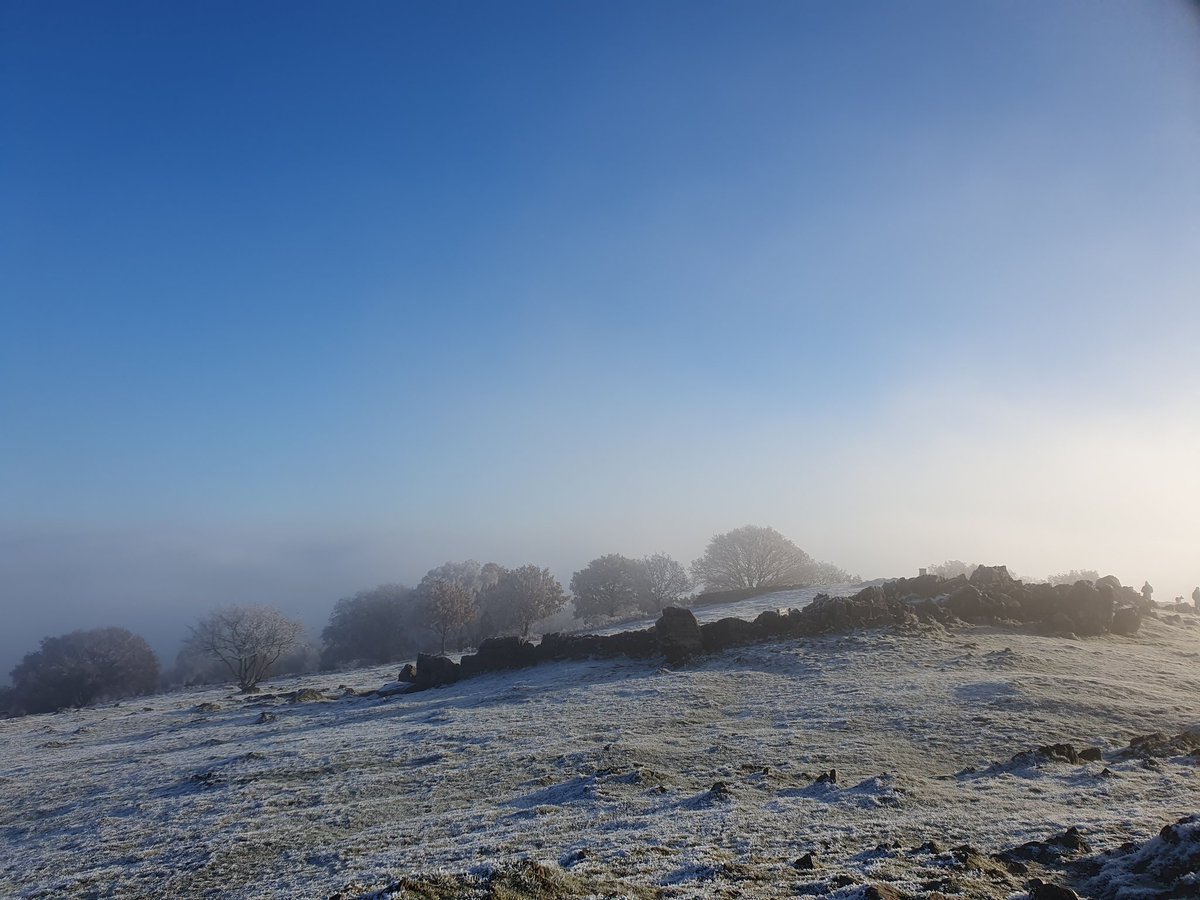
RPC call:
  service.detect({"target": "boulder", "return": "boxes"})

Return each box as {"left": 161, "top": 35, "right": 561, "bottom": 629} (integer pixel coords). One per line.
{"left": 800, "top": 590, "right": 909, "bottom": 632}
{"left": 537, "top": 632, "right": 600, "bottom": 661}
{"left": 969, "top": 564, "right": 1016, "bottom": 589}
{"left": 754, "top": 609, "right": 790, "bottom": 638}
{"left": 1028, "top": 881, "right": 1080, "bottom": 900}
{"left": 1110, "top": 606, "right": 1142, "bottom": 636}
{"left": 946, "top": 584, "right": 984, "bottom": 620}
{"left": 597, "top": 628, "right": 658, "bottom": 659}
{"left": 1096, "top": 574, "right": 1122, "bottom": 591}
{"left": 700, "top": 616, "right": 761, "bottom": 653}
{"left": 415, "top": 652, "right": 460, "bottom": 689}
{"left": 1063, "top": 581, "right": 1114, "bottom": 636}
{"left": 1020, "top": 583, "right": 1061, "bottom": 623}
{"left": 655, "top": 607, "right": 703, "bottom": 663}
{"left": 397, "top": 663, "right": 417, "bottom": 683}
{"left": 475, "top": 636, "right": 538, "bottom": 671}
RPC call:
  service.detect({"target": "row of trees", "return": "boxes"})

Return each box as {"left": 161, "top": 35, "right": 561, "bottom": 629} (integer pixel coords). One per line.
{"left": 4, "top": 525, "right": 856, "bottom": 714}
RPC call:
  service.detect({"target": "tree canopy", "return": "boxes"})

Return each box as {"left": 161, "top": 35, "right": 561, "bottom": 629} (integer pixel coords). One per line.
{"left": 8, "top": 627, "right": 160, "bottom": 714}
{"left": 690, "top": 525, "right": 854, "bottom": 591}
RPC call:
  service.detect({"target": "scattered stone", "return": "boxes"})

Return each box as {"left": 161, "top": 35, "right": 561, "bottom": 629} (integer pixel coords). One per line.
{"left": 999, "top": 827, "right": 1091, "bottom": 865}
{"left": 792, "top": 852, "right": 817, "bottom": 870}
{"left": 254, "top": 711, "right": 276, "bottom": 724}
{"left": 815, "top": 769, "right": 838, "bottom": 784}
{"left": 285, "top": 688, "right": 326, "bottom": 703}
{"left": 1078, "top": 814, "right": 1200, "bottom": 899}
{"left": 1079, "top": 747, "right": 1103, "bottom": 762}
{"left": 708, "top": 780, "right": 732, "bottom": 797}
{"left": 862, "top": 885, "right": 904, "bottom": 900}
{"left": 1122, "top": 729, "right": 1200, "bottom": 759}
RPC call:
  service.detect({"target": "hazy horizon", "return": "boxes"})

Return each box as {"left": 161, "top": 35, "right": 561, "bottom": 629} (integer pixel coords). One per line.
{"left": 3, "top": 1, "right": 1199, "bottom": 677}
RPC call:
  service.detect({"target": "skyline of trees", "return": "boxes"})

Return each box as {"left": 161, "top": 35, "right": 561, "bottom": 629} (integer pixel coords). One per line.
{"left": 4, "top": 525, "right": 860, "bottom": 713}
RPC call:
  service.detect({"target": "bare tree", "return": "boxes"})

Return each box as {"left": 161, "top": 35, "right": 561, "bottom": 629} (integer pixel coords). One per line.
{"left": 421, "top": 578, "right": 476, "bottom": 654}
{"left": 639, "top": 553, "right": 692, "bottom": 613}
{"left": 187, "top": 605, "right": 303, "bottom": 692}
{"left": 690, "top": 525, "right": 815, "bottom": 591}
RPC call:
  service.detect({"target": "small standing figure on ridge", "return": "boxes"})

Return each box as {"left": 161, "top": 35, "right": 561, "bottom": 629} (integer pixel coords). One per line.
{"left": 1142, "top": 581, "right": 1154, "bottom": 607}
{"left": 1193, "top": 586, "right": 1200, "bottom": 612}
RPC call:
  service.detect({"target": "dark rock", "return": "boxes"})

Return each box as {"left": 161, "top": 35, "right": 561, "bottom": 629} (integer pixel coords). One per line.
{"left": 655, "top": 607, "right": 703, "bottom": 663}
{"left": 254, "top": 711, "right": 275, "bottom": 724}
{"left": 792, "top": 853, "right": 817, "bottom": 870}
{"left": 1123, "top": 729, "right": 1200, "bottom": 758}
{"left": 598, "top": 628, "right": 658, "bottom": 659}
{"left": 946, "top": 585, "right": 985, "bottom": 620}
{"left": 1079, "top": 747, "right": 1103, "bottom": 762}
{"left": 285, "top": 688, "right": 325, "bottom": 703}
{"left": 1063, "top": 581, "right": 1114, "bottom": 636}
{"left": 1095, "top": 574, "right": 1122, "bottom": 591}
{"left": 754, "top": 609, "right": 790, "bottom": 638}
{"left": 800, "top": 590, "right": 910, "bottom": 633}
{"left": 999, "top": 827, "right": 1091, "bottom": 864}
{"left": 1027, "top": 879, "right": 1079, "bottom": 900}
{"left": 699, "top": 616, "right": 761, "bottom": 653}
{"left": 1038, "top": 743, "right": 1081, "bottom": 764}
{"left": 1110, "top": 606, "right": 1142, "bottom": 636}
{"left": 905, "top": 573, "right": 946, "bottom": 599}
{"left": 815, "top": 768, "right": 837, "bottom": 784}
{"left": 969, "top": 564, "right": 1017, "bottom": 589}
{"left": 194, "top": 702, "right": 221, "bottom": 713}
{"left": 397, "top": 664, "right": 417, "bottom": 683}
{"left": 415, "top": 653, "right": 460, "bottom": 689}
{"left": 862, "top": 886, "right": 904, "bottom": 900}
{"left": 1021, "top": 583, "right": 1062, "bottom": 623}
{"left": 475, "top": 636, "right": 538, "bottom": 672}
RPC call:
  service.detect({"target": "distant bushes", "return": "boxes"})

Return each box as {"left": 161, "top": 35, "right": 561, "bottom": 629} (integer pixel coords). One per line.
{"left": 5, "top": 627, "right": 160, "bottom": 715}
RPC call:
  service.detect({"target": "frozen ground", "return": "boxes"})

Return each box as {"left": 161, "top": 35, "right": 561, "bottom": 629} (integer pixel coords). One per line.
{"left": 3, "top": 593, "right": 1200, "bottom": 899}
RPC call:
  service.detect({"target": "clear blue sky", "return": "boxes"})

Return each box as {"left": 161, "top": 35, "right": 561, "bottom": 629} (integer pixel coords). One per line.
{"left": 2, "top": 1, "right": 1199, "bottom": 670}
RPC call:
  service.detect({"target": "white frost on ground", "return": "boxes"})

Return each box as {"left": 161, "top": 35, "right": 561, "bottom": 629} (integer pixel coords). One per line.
{"left": 3, "top": 594, "right": 1200, "bottom": 898}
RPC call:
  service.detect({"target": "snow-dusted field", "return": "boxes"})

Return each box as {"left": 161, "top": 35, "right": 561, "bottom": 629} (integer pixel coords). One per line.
{"left": 3, "top": 592, "right": 1200, "bottom": 898}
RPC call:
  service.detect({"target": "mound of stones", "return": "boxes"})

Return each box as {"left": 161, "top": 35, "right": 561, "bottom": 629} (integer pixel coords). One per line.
{"left": 400, "top": 566, "right": 1152, "bottom": 690}
{"left": 1077, "top": 814, "right": 1200, "bottom": 899}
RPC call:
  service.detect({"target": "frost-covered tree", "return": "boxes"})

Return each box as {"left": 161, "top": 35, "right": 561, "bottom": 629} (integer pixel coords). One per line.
{"left": 9, "top": 627, "right": 160, "bottom": 714}
{"left": 1047, "top": 569, "right": 1101, "bottom": 586}
{"left": 186, "top": 605, "right": 303, "bottom": 692}
{"left": 691, "top": 525, "right": 852, "bottom": 591}
{"left": 570, "top": 554, "right": 646, "bottom": 624}
{"left": 421, "top": 578, "right": 476, "bottom": 654}
{"left": 480, "top": 565, "right": 566, "bottom": 637}
{"left": 691, "top": 525, "right": 813, "bottom": 591}
{"left": 639, "top": 553, "right": 692, "bottom": 613}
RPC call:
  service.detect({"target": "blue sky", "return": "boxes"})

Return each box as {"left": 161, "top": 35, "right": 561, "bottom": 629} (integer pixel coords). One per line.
{"left": 2, "top": 1, "right": 1199, "bottom": 670}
